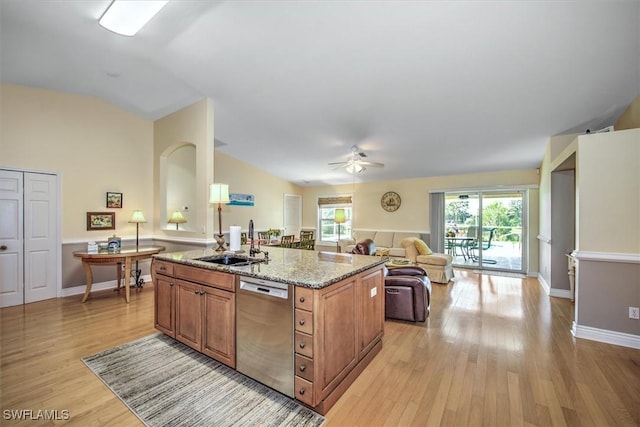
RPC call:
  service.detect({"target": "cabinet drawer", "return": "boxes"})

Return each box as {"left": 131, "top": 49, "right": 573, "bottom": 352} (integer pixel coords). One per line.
{"left": 153, "top": 260, "right": 174, "bottom": 276}
{"left": 295, "top": 354, "right": 314, "bottom": 382}
{"left": 295, "top": 308, "right": 313, "bottom": 335}
{"left": 295, "top": 287, "right": 314, "bottom": 311}
{"left": 294, "top": 331, "right": 314, "bottom": 358}
{"left": 174, "top": 264, "right": 235, "bottom": 291}
{"left": 294, "top": 376, "right": 314, "bottom": 406}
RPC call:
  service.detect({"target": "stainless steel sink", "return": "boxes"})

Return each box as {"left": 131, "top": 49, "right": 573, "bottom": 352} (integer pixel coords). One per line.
{"left": 196, "top": 255, "right": 263, "bottom": 267}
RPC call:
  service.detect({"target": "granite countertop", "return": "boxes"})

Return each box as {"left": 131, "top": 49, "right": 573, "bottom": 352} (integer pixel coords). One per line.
{"left": 154, "top": 245, "right": 386, "bottom": 289}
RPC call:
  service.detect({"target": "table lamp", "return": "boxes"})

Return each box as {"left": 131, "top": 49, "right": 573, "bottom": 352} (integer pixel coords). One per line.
{"left": 334, "top": 208, "right": 346, "bottom": 253}
{"left": 210, "top": 183, "right": 230, "bottom": 251}
{"left": 168, "top": 211, "right": 187, "bottom": 230}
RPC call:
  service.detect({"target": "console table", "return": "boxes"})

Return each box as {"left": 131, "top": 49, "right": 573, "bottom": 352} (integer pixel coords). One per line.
{"left": 73, "top": 246, "right": 165, "bottom": 303}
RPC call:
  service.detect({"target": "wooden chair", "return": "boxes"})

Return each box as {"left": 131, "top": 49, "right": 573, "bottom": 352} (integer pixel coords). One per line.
{"left": 300, "top": 230, "right": 314, "bottom": 241}
{"left": 240, "top": 232, "right": 247, "bottom": 245}
{"left": 300, "top": 239, "right": 315, "bottom": 250}
{"left": 258, "top": 231, "right": 269, "bottom": 242}
{"left": 280, "top": 235, "right": 295, "bottom": 248}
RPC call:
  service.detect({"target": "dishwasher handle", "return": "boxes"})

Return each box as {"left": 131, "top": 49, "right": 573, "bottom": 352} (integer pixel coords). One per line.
{"left": 239, "top": 280, "right": 289, "bottom": 300}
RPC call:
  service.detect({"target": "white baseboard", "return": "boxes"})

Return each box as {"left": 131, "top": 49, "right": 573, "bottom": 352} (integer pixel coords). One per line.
{"left": 537, "top": 274, "right": 572, "bottom": 299}
{"left": 537, "top": 274, "right": 551, "bottom": 295}
{"left": 572, "top": 322, "right": 640, "bottom": 350}
{"left": 60, "top": 274, "right": 152, "bottom": 298}
{"left": 549, "top": 288, "right": 571, "bottom": 299}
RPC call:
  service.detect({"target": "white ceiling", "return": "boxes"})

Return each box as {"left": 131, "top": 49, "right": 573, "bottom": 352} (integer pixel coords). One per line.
{"left": 2, "top": 1, "right": 638, "bottom": 186}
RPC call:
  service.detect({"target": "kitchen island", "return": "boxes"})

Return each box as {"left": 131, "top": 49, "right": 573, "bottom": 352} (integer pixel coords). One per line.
{"left": 151, "top": 246, "right": 386, "bottom": 415}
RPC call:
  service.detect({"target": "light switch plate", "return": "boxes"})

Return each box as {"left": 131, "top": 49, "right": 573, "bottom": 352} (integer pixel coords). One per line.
{"left": 370, "top": 287, "right": 377, "bottom": 297}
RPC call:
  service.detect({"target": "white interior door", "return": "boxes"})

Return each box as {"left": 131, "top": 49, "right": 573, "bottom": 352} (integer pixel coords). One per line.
{"left": 0, "top": 170, "right": 25, "bottom": 307}
{"left": 24, "top": 172, "right": 58, "bottom": 303}
{"left": 283, "top": 194, "right": 301, "bottom": 237}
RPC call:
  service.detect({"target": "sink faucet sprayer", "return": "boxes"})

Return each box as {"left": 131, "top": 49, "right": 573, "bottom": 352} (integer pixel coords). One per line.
{"left": 249, "top": 219, "right": 268, "bottom": 259}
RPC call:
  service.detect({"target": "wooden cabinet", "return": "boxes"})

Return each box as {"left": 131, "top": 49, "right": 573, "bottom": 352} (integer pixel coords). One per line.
{"left": 152, "top": 260, "right": 175, "bottom": 337}
{"left": 294, "top": 264, "right": 385, "bottom": 414}
{"left": 153, "top": 260, "right": 236, "bottom": 368}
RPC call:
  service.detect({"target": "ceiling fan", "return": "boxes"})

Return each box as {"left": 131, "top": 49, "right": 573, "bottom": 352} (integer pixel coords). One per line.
{"left": 328, "top": 145, "right": 384, "bottom": 174}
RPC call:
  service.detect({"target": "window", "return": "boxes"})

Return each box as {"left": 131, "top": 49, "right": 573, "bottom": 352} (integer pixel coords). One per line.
{"left": 317, "top": 196, "right": 352, "bottom": 243}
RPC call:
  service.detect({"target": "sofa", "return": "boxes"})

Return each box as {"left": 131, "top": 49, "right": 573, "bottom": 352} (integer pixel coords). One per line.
{"left": 339, "top": 230, "right": 422, "bottom": 258}
{"left": 400, "top": 237, "right": 454, "bottom": 284}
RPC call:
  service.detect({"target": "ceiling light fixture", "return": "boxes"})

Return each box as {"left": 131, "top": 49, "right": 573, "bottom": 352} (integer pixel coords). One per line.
{"left": 345, "top": 163, "right": 365, "bottom": 174}
{"left": 99, "top": 0, "right": 169, "bottom": 36}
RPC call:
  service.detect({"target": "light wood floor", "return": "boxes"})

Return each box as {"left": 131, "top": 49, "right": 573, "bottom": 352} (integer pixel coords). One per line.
{"left": 1, "top": 270, "right": 639, "bottom": 426}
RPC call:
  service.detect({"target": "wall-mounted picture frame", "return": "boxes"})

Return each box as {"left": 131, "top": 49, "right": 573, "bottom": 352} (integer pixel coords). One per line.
{"left": 106, "top": 192, "right": 123, "bottom": 208}
{"left": 229, "top": 193, "right": 255, "bottom": 206}
{"left": 87, "top": 212, "right": 115, "bottom": 231}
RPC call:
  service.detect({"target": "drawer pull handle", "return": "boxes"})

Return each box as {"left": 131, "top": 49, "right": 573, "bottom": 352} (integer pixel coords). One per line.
{"left": 299, "top": 319, "right": 305, "bottom": 326}
{"left": 299, "top": 388, "right": 305, "bottom": 395}
{"left": 159, "top": 266, "right": 166, "bottom": 271}
{"left": 299, "top": 342, "right": 306, "bottom": 349}
{"left": 170, "top": 282, "right": 174, "bottom": 287}
{"left": 299, "top": 296, "right": 305, "bottom": 303}
{"left": 299, "top": 365, "right": 306, "bottom": 372}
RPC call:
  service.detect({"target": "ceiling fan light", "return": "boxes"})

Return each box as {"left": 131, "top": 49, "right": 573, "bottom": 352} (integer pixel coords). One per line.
{"left": 346, "top": 163, "right": 365, "bottom": 174}
{"left": 99, "top": 0, "right": 169, "bottom": 36}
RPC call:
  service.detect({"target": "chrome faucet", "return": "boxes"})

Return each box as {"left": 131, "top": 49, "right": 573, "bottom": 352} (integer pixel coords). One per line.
{"left": 248, "top": 219, "right": 268, "bottom": 259}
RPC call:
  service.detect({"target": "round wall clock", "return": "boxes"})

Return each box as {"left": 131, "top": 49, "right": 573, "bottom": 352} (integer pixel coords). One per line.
{"left": 381, "top": 191, "right": 401, "bottom": 212}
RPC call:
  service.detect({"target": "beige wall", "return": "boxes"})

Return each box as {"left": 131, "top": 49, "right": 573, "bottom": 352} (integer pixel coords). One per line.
{"left": 0, "top": 84, "right": 154, "bottom": 241}
{"left": 153, "top": 99, "right": 214, "bottom": 241}
{"left": 615, "top": 95, "right": 640, "bottom": 131}
{"left": 214, "top": 151, "right": 302, "bottom": 233}
{"left": 302, "top": 169, "right": 540, "bottom": 271}
{"left": 577, "top": 129, "right": 640, "bottom": 253}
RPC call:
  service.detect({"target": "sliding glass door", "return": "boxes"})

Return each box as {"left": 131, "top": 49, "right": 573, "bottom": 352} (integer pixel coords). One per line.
{"left": 444, "top": 191, "right": 525, "bottom": 273}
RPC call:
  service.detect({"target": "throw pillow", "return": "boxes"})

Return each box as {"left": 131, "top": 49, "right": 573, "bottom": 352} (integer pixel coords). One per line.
{"left": 414, "top": 239, "right": 433, "bottom": 256}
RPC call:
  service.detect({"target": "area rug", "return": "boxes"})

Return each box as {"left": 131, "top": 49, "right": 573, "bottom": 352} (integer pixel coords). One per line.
{"left": 82, "top": 334, "right": 324, "bottom": 427}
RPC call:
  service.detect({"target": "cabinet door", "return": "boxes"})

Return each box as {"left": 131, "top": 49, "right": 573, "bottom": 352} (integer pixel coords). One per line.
{"left": 316, "top": 278, "right": 357, "bottom": 400}
{"left": 358, "top": 268, "right": 384, "bottom": 358}
{"left": 202, "top": 287, "right": 236, "bottom": 368}
{"left": 175, "top": 280, "right": 202, "bottom": 350}
{"left": 154, "top": 275, "right": 175, "bottom": 337}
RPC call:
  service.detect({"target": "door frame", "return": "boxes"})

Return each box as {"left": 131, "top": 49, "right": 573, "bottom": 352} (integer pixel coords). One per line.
{"left": 444, "top": 188, "right": 528, "bottom": 274}
{"left": 0, "top": 167, "right": 62, "bottom": 302}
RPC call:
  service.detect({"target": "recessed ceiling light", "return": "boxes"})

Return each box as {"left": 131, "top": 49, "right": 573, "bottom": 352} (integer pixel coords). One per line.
{"left": 99, "top": 0, "right": 169, "bottom": 37}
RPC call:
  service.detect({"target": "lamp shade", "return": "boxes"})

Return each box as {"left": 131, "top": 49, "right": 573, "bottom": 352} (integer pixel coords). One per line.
{"left": 168, "top": 211, "right": 187, "bottom": 224}
{"left": 346, "top": 163, "right": 365, "bottom": 174}
{"left": 129, "top": 210, "right": 146, "bottom": 223}
{"left": 334, "top": 208, "right": 346, "bottom": 224}
{"left": 209, "top": 183, "right": 230, "bottom": 204}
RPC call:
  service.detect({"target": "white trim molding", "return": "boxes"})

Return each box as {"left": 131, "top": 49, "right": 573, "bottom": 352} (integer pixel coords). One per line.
{"left": 537, "top": 274, "right": 551, "bottom": 295}
{"left": 572, "top": 322, "right": 640, "bottom": 350}
{"left": 573, "top": 251, "right": 640, "bottom": 264}
{"left": 537, "top": 234, "right": 551, "bottom": 244}
{"left": 59, "top": 275, "right": 152, "bottom": 298}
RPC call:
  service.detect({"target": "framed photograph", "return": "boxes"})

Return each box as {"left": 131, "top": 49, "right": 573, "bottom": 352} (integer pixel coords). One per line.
{"left": 106, "top": 192, "right": 123, "bottom": 208}
{"left": 87, "top": 212, "right": 115, "bottom": 231}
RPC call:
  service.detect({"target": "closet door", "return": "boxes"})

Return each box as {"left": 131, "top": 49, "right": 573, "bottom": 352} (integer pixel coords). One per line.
{"left": 0, "top": 170, "right": 25, "bottom": 307}
{"left": 24, "top": 172, "right": 58, "bottom": 303}
{"left": 0, "top": 169, "right": 58, "bottom": 307}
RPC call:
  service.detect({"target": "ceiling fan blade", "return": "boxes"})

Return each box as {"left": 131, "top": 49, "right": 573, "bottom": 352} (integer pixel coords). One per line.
{"left": 356, "top": 161, "right": 384, "bottom": 168}
{"left": 328, "top": 161, "right": 349, "bottom": 166}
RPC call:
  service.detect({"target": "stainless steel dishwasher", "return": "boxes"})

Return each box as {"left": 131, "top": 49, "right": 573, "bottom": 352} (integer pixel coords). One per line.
{"left": 236, "top": 276, "right": 294, "bottom": 397}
